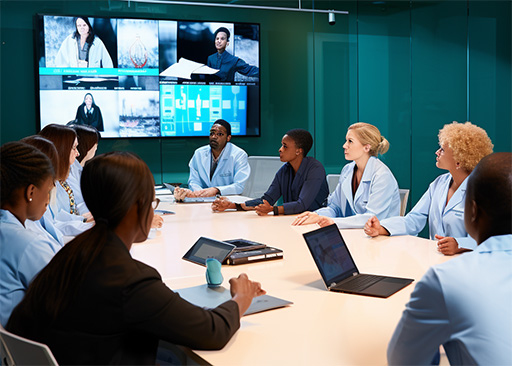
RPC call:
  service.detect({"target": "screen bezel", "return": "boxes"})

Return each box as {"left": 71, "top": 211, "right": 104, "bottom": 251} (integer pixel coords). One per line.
{"left": 34, "top": 13, "right": 261, "bottom": 139}
{"left": 182, "top": 237, "right": 236, "bottom": 266}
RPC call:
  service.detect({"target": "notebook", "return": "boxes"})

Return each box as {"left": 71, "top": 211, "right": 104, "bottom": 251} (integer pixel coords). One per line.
{"left": 303, "top": 224, "right": 414, "bottom": 298}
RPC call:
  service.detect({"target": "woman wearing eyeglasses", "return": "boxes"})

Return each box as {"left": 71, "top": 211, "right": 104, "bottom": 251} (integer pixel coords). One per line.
{"left": 7, "top": 152, "right": 265, "bottom": 364}
{"left": 38, "top": 124, "right": 94, "bottom": 235}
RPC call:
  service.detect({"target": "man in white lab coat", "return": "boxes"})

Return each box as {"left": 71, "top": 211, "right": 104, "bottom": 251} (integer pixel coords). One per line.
{"left": 175, "top": 120, "right": 250, "bottom": 199}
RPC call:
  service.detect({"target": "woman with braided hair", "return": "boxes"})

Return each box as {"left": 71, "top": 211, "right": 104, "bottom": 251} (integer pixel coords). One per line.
{"left": 0, "top": 141, "right": 61, "bottom": 326}
{"left": 7, "top": 151, "right": 265, "bottom": 364}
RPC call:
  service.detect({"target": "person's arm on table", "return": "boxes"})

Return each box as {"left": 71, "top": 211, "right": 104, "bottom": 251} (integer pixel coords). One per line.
{"left": 125, "top": 267, "right": 265, "bottom": 350}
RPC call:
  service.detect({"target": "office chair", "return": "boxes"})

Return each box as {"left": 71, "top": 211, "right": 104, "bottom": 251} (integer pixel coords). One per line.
{"left": 326, "top": 174, "right": 340, "bottom": 194}
{"left": 242, "top": 156, "right": 283, "bottom": 198}
{"left": 399, "top": 189, "right": 410, "bottom": 216}
{"left": 0, "top": 324, "right": 58, "bottom": 366}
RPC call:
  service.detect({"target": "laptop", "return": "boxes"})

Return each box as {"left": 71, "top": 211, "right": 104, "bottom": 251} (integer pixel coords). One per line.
{"left": 303, "top": 224, "right": 414, "bottom": 298}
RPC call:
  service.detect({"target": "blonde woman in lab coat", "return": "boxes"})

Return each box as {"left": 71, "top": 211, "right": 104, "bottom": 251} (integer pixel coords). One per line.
{"left": 364, "top": 121, "right": 493, "bottom": 255}
{"left": 292, "top": 122, "right": 400, "bottom": 229}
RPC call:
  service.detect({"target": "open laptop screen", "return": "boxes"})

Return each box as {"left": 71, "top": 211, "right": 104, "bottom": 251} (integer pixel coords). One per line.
{"left": 303, "top": 225, "right": 359, "bottom": 285}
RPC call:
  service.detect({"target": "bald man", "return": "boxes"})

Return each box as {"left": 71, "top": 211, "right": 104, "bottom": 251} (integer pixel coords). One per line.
{"left": 387, "top": 152, "right": 512, "bottom": 365}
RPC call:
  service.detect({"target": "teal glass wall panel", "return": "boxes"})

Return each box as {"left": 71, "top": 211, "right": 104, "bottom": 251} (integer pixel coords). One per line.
{"left": 469, "top": 1, "right": 512, "bottom": 152}
{"left": 410, "top": 1, "right": 468, "bottom": 209}
{"left": 357, "top": 1, "right": 412, "bottom": 194}
{"left": 313, "top": 2, "right": 355, "bottom": 175}
{"left": 1, "top": 0, "right": 509, "bottom": 209}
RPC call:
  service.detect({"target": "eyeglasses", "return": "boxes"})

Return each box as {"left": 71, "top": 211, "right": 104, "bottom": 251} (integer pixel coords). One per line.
{"left": 152, "top": 198, "right": 160, "bottom": 210}
{"left": 209, "top": 131, "right": 225, "bottom": 137}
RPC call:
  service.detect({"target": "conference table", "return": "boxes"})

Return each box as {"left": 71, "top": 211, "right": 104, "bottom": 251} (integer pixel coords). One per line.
{"left": 131, "top": 196, "right": 454, "bottom": 365}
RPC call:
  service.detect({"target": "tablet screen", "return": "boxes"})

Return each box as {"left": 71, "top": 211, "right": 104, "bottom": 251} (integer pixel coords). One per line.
{"left": 182, "top": 237, "right": 235, "bottom": 266}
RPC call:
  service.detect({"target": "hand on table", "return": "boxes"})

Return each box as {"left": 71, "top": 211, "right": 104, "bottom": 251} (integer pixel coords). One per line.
{"left": 196, "top": 187, "right": 219, "bottom": 197}
{"left": 363, "top": 216, "right": 388, "bottom": 237}
{"left": 151, "top": 214, "right": 163, "bottom": 229}
{"left": 211, "top": 197, "right": 234, "bottom": 212}
{"left": 229, "top": 273, "right": 266, "bottom": 317}
{"left": 435, "top": 235, "right": 465, "bottom": 256}
{"left": 255, "top": 200, "right": 273, "bottom": 216}
{"left": 291, "top": 212, "right": 334, "bottom": 227}
{"left": 174, "top": 187, "right": 194, "bottom": 201}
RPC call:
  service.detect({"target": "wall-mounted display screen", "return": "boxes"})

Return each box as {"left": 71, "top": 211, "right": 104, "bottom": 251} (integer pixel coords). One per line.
{"left": 36, "top": 15, "right": 260, "bottom": 138}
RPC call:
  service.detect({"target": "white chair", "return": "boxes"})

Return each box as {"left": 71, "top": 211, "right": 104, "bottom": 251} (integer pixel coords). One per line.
{"left": 0, "top": 324, "right": 58, "bottom": 366}
{"left": 326, "top": 174, "right": 340, "bottom": 194}
{"left": 242, "top": 156, "right": 283, "bottom": 199}
{"left": 399, "top": 189, "right": 410, "bottom": 216}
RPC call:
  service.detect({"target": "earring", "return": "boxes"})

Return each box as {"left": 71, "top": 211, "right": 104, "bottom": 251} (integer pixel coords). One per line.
{"left": 29, "top": 198, "right": 33, "bottom": 202}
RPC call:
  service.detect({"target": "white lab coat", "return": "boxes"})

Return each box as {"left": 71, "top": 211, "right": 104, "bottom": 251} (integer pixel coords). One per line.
{"left": 316, "top": 156, "right": 400, "bottom": 229}
{"left": 188, "top": 142, "right": 250, "bottom": 196}
{"left": 67, "top": 160, "right": 89, "bottom": 214}
{"left": 53, "top": 183, "right": 92, "bottom": 236}
{"left": 55, "top": 34, "right": 113, "bottom": 68}
{"left": 380, "top": 173, "right": 476, "bottom": 249}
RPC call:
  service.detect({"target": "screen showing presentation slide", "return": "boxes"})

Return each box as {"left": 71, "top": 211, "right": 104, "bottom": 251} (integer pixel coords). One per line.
{"left": 35, "top": 15, "right": 260, "bottom": 138}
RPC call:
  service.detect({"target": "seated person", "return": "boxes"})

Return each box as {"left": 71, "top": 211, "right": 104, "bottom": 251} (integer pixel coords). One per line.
{"left": 6, "top": 151, "right": 265, "bottom": 365}
{"left": 292, "top": 122, "right": 400, "bottom": 228}
{"left": 68, "top": 124, "right": 100, "bottom": 215}
{"left": 0, "top": 142, "right": 61, "bottom": 326}
{"left": 387, "top": 152, "right": 512, "bottom": 365}
{"left": 207, "top": 27, "right": 259, "bottom": 82}
{"left": 175, "top": 119, "right": 250, "bottom": 199}
{"left": 39, "top": 124, "right": 94, "bottom": 235}
{"left": 212, "top": 129, "right": 328, "bottom": 215}
{"left": 21, "top": 135, "right": 66, "bottom": 247}
{"left": 364, "top": 122, "right": 493, "bottom": 255}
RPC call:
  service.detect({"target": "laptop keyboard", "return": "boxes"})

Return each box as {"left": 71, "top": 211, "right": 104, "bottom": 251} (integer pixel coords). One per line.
{"left": 338, "top": 275, "right": 383, "bottom": 291}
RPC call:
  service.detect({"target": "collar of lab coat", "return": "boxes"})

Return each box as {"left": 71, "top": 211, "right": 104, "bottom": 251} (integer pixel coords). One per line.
{"left": 340, "top": 156, "right": 378, "bottom": 209}
{"left": 442, "top": 174, "right": 468, "bottom": 214}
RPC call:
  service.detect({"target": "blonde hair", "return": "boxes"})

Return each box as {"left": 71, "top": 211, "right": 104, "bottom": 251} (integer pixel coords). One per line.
{"left": 438, "top": 121, "right": 493, "bottom": 172}
{"left": 348, "top": 122, "right": 389, "bottom": 157}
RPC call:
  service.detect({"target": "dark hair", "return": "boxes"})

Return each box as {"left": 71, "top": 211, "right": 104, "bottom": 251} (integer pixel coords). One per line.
{"left": 82, "top": 93, "right": 97, "bottom": 106}
{"left": 1, "top": 142, "right": 54, "bottom": 207}
{"left": 8, "top": 152, "right": 155, "bottom": 321}
{"left": 466, "top": 152, "right": 512, "bottom": 236}
{"left": 73, "top": 125, "right": 100, "bottom": 163}
{"left": 20, "top": 135, "right": 59, "bottom": 174}
{"left": 39, "top": 124, "right": 77, "bottom": 181}
{"left": 213, "top": 119, "right": 231, "bottom": 137}
{"left": 285, "top": 129, "right": 313, "bottom": 156}
{"left": 214, "top": 27, "right": 230, "bottom": 41}
{"left": 72, "top": 16, "right": 95, "bottom": 44}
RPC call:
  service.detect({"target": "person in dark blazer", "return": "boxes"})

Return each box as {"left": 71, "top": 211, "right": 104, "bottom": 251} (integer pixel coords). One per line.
{"left": 75, "top": 93, "right": 104, "bottom": 131}
{"left": 6, "top": 151, "right": 265, "bottom": 365}
{"left": 207, "top": 27, "right": 259, "bottom": 82}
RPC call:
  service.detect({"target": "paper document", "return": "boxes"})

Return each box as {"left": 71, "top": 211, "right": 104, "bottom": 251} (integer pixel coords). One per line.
{"left": 160, "top": 58, "right": 219, "bottom": 79}
{"left": 176, "top": 284, "right": 293, "bottom": 315}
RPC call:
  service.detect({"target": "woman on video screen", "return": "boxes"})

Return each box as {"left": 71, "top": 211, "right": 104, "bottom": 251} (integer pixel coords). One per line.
{"left": 55, "top": 17, "right": 113, "bottom": 68}
{"left": 75, "top": 93, "right": 104, "bottom": 132}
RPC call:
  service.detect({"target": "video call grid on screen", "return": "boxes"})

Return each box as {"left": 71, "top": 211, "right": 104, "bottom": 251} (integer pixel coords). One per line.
{"left": 36, "top": 14, "right": 261, "bottom": 138}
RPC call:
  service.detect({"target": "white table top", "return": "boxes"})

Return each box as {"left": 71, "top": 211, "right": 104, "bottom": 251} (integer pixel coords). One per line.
{"left": 131, "top": 200, "right": 454, "bottom": 365}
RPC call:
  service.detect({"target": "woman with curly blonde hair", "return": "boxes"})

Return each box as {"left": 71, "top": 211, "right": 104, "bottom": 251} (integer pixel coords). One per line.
{"left": 364, "top": 121, "right": 493, "bottom": 255}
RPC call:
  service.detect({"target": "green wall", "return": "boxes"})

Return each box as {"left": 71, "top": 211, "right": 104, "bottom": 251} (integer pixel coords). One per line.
{"left": 1, "top": 0, "right": 511, "bottom": 222}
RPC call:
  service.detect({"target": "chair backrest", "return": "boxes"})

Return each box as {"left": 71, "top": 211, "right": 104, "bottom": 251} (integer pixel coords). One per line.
{"left": 326, "top": 174, "right": 340, "bottom": 194}
{"left": 0, "top": 324, "right": 58, "bottom": 366}
{"left": 399, "top": 189, "right": 410, "bottom": 216}
{"left": 242, "top": 156, "right": 283, "bottom": 199}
